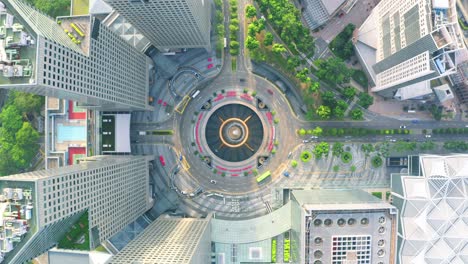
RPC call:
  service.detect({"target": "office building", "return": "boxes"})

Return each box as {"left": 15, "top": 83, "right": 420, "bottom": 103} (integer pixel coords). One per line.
{"left": 0, "top": 155, "right": 153, "bottom": 264}
{"left": 355, "top": 0, "right": 467, "bottom": 100}
{"left": 0, "top": 0, "right": 153, "bottom": 111}
{"left": 109, "top": 214, "right": 212, "bottom": 264}
{"left": 391, "top": 154, "right": 468, "bottom": 264}
{"left": 302, "top": 0, "right": 356, "bottom": 30}
{"left": 103, "top": 0, "right": 211, "bottom": 51}
{"left": 211, "top": 189, "right": 397, "bottom": 263}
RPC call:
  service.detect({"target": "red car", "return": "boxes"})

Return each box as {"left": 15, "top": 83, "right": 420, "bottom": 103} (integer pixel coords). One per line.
{"left": 159, "top": 156, "right": 166, "bottom": 166}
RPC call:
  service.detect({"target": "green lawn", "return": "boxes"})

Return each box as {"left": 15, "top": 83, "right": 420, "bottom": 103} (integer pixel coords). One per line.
{"left": 72, "top": 0, "right": 89, "bottom": 16}
{"left": 372, "top": 192, "right": 382, "bottom": 199}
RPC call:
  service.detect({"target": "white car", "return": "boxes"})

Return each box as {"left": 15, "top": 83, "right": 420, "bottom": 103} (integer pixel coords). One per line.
{"left": 389, "top": 139, "right": 397, "bottom": 142}
{"left": 400, "top": 125, "right": 407, "bottom": 129}
{"left": 425, "top": 134, "right": 431, "bottom": 138}
{"left": 302, "top": 140, "right": 310, "bottom": 143}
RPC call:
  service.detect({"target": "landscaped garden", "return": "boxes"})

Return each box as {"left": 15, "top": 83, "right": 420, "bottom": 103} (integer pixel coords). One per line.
{"left": 58, "top": 211, "right": 90, "bottom": 250}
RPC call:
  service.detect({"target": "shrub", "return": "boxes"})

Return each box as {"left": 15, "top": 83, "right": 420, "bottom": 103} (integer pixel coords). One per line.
{"left": 333, "top": 165, "right": 339, "bottom": 172}
{"left": 371, "top": 156, "right": 383, "bottom": 168}
{"left": 300, "top": 150, "right": 312, "bottom": 162}
{"left": 341, "top": 152, "right": 352, "bottom": 163}
{"left": 291, "top": 160, "right": 298, "bottom": 168}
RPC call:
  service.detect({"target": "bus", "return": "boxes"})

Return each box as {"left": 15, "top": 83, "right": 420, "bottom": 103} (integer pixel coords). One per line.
{"left": 224, "top": 37, "right": 227, "bottom": 48}
{"left": 256, "top": 170, "right": 271, "bottom": 183}
{"left": 190, "top": 90, "right": 200, "bottom": 98}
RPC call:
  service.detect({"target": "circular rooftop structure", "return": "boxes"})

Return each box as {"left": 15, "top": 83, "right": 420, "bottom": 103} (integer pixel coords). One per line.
{"left": 205, "top": 104, "right": 264, "bottom": 162}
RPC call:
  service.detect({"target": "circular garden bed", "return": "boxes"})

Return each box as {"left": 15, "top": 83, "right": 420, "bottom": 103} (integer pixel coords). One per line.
{"left": 301, "top": 150, "right": 312, "bottom": 162}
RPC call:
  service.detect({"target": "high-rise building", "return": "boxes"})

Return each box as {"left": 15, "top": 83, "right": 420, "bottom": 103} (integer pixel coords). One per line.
{"left": 302, "top": 0, "right": 351, "bottom": 30}
{"left": 109, "top": 214, "right": 212, "bottom": 264}
{"left": 0, "top": 155, "right": 153, "bottom": 264}
{"left": 391, "top": 154, "right": 468, "bottom": 264}
{"left": 0, "top": 0, "right": 153, "bottom": 111}
{"left": 355, "top": 0, "right": 467, "bottom": 100}
{"left": 103, "top": 0, "right": 211, "bottom": 51}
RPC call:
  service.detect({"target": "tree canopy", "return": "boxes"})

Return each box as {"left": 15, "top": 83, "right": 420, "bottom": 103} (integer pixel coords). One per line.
{"left": 315, "top": 58, "right": 352, "bottom": 85}
{"left": 246, "top": 5, "right": 257, "bottom": 18}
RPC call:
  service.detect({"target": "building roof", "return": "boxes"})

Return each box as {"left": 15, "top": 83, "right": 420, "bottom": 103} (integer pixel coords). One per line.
{"left": 321, "top": 0, "right": 346, "bottom": 15}
{"left": 109, "top": 215, "right": 211, "bottom": 264}
{"left": 89, "top": 0, "right": 112, "bottom": 15}
{"left": 394, "top": 154, "right": 468, "bottom": 264}
{"left": 48, "top": 248, "right": 112, "bottom": 264}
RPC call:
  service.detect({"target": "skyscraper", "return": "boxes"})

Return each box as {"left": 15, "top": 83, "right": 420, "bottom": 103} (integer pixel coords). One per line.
{"left": 355, "top": 0, "right": 467, "bottom": 100}
{"left": 0, "top": 155, "right": 153, "bottom": 264}
{"left": 391, "top": 154, "right": 468, "bottom": 264}
{"left": 103, "top": 0, "right": 211, "bottom": 51}
{"left": 109, "top": 214, "right": 212, "bottom": 264}
{"left": 0, "top": 0, "right": 153, "bottom": 111}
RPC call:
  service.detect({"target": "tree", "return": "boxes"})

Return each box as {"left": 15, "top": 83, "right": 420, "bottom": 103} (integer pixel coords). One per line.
{"left": 229, "top": 23, "right": 239, "bottom": 33}
{"left": 358, "top": 93, "right": 374, "bottom": 109}
{"left": 329, "top": 24, "right": 356, "bottom": 60}
{"left": 311, "top": 126, "right": 323, "bottom": 136}
{"left": 245, "top": 36, "right": 260, "bottom": 50}
{"left": 361, "top": 144, "right": 374, "bottom": 156}
{"left": 272, "top": 43, "right": 286, "bottom": 53}
{"left": 332, "top": 142, "right": 344, "bottom": 156}
{"left": 287, "top": 56, "right": 300, "bottom": 71}
{"left": 0, "top": 105, "right": 23, "bottom": 141}
{"left": 298, "top": 128, "right": 306, "bottom": 136}
{"left": 245, "top": 5, "right": 256, "bottom": 18}
{"left": 316, "top": 105, "right": 331, "bottom": 120}
{"left": 11, "top": 122, "right": 39, "bottom": 168}
{"left": 8, "top": 91, "right": 44, "bottom": 117}
{"left": 333, "top": 106, "right": 345, "bottom": 119}
{"left": 343, "top": 87, "right": 356, "bottom": 100}
{"left": 264, "top": 32, "right": 273, "bottom": 46}
{"left": 230, "top": 40, "right": 240, "bottom": 50}
{"left": 321, "top": 91, "right": 336, "bottom": 107}
{"left": 230, "top": 18, "right": 239, "bottom": 26}
{"left": 313, "top": 142, "right": 329, "bottom": 159}
{"left": 350, "top": 109, "right": 363, "bottom": 120}
{"left": 247, "top": 23, "right": 258, "bottom": 37}
{"left": 295, "top": 68, "right": 310, "bottom": 82}
{"left": 315, "top": 57, "right": 352, "bottom": 85}
{"left": 308, "top": 81, "right": 320, "bottom": 94}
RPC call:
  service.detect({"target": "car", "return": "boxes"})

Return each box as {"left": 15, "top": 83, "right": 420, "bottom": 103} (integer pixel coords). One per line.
{"left": 302, "top": 140, "right": 310, "bottom": 143}
{"left": 181, "top": 191, "right": 187, "bottom": 195}
{"left": 399, "top": 125, "right": 407, "bottom": 129}
{"left": 389, "top": 139, "right": 396, "bottom": 142}
{"left": 405, "top": 139, "right": 410, "bottom": 142}
{"left": 288, "top": 152, "right": 292, "bottom": 158}
{"left": 210, "top": 180, "right": 217, "bottom": 184}
{"left": 411, "top": 120, "right": 419, "bottom": 124}
{"left": 159, "top": 155, "right": 166, "bottom": 166}
{"left": 310, "top": 136, "right": 318, "bottom": 139}
{"left": 425, "top": 134, "right": 431, "bottom": 138}
{"left": 267, "top": 89, "right": 274, "bottom": 95}
{"left": 283, "top": 171, "right": 290, "bottom": 177}
{"left": 338, "top": 12, "right": 344, "bottom": 18}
